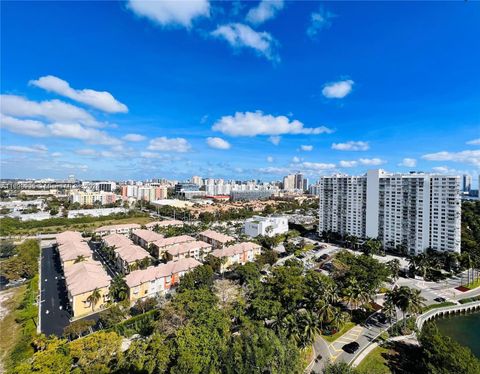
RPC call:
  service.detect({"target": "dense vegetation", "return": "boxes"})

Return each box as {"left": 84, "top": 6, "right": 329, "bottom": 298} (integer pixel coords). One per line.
{"left": 0, "top": 211, "right": 148, "bottom": 236}
{"left": 0, "top": 239, "right": 40, "bottom": 281}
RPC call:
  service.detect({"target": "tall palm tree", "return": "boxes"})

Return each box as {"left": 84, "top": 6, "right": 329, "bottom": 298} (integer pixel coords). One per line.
{"left": 387, "top": 259, "right": 401, "bottom": 284}
{"left": 330, "top": 309, "right": 348, "bottom": 330}
{"left": 297, "top": 311, "right": 320, "bottom": 348}
{"left": 343, "top": 278, "right": 361, "bottom": 315}
{"left": 317, "top": 299, "right": 336, "bottom": 330}
{"left": 86, "top": 288, "right": 102, "bottom": 311}
{"left": 382, "top": 298, "right": 396, "bottom": 324}
{"left": 389, "top": 286, "right": 426, "bottom": 331}
{"left": 109, "top": 275, "right": 128, "bottom": 302}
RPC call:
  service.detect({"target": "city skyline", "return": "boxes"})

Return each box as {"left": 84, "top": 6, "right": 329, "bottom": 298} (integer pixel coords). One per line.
{"left": 1, "top": 1, "right": 479, "bottom": 184}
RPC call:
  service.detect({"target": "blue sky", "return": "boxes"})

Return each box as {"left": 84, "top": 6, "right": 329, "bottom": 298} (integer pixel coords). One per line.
{"left": 1, "top": 1, "right": 479, "bottom": 184}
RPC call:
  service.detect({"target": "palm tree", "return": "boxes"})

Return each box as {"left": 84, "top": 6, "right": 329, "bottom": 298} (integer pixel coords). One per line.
{"left": 343, "top": 278, "right": 361, "bottom": 315}
{"left": 387, "top": 259, "right": 401, "bottom": 284}
{"left": 74, "top": 255, "right": 87, "bottom": 264}
{"left": 297, "top": 310, "right": 320, "bottom": 348}
{"left": 382, "top": 298, "right": 396, "bottom": 324}
{"left": 109, "top": 275, "right": 128, "bottom": 302}
{"left": 330, "top": 309, "right": 348, "bottom": 330}
{"left": 317, "top": 299, "right": 336, "bottom": 331}
{"left": 86, "top": 288, "right": 102, "bottom": 311}
{"left": 389, "top": 286, "right": 426, "bottom": 332}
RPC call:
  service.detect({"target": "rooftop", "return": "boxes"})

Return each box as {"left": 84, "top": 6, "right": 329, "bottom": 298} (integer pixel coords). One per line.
{"left": 166, "top": 240, "right": 212, "bottom": 256}
{"left": 132, "top": 229, "right": 164, "bottom": 243}
{"left": 125, "top": 257, "right": 201, "bottom": 288}
{"left": 198, "top": 229, "right": 235, "bottom": 244}
{"left": 146, "top": 220, "right": 184, "bottom": 229}
{"left": 95, "top": 223, "right": 141, "bottom": 232}
{"left": 64, "top": 259, "right": 111, "bottom": 296}
{"left": 211, "top": 241, "right": 261, "bottom": 258}
{"left": 153, "top": 235, "right": 196, "bottom": 249}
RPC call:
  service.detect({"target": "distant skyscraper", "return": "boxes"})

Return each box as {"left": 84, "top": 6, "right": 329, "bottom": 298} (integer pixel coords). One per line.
{"left": 462, "top": 174, "right": 472, "bottom": 192}
{"left": 294, "top": 173, "right": 304, "bottom": 190}
{"left": 283, "top": 174, "right": 296, "bottom": 191}
{"left": 191, "top": 176, "right": 202, "bottom": 187}
{"left": 303, "top": 178, "right": 309, "bottom": 191}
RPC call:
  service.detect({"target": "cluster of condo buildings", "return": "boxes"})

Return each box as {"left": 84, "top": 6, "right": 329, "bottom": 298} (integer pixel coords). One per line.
{"left": 54, "top": 221, "right": 262, "bottom": 318}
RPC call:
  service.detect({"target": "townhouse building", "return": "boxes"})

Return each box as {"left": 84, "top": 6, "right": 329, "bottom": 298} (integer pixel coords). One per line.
{"left": 102, "top": 234, "right": 152, "bottom": 274}
{"left": 165, "top": 240, "right": 212, "bottom": 262}
{"left": 211, "top": 242, "right": 262, "bottom": 272}
{"left": 197, "top": 229, "right": 235, "bottom": 249}
{"left": 125, "top": 257, "right": 201, "bottom": 304}
{"left": 145, "top": 220, "right": 184, "bottom": 230}
{"left": 130, "top": 229, "right": 164, "bottom": 251}
{"left": 64, "top": 259, "right": 111, "bottom": 318}
{"left": 150, "top": 235, "right": 196, "bottom": 258}
{"left": 56, "top": 231, "right": 92, "bottom": 268}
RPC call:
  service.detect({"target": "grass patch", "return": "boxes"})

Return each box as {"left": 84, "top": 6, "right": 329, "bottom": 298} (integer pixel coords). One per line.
{"left": 301, "top": 344, "right": 314, "bottom": 368}
{"left": 458, "top": 295, "right": 480, "bottom": 304}
{"left": 6, "top": 276, "right": 39, "bottom": 371}
{"left": 303, "top": 244, "right": 315, "bottom": 252}
{"left": 321, "top": 322, "right": 356, "bottom": 343}
{"left": 356, "top": 345, "right": 392, "bottom": 374}
{"left": 466, "top": 278, "right": 480, "bottom": 290}
{"left": 0, "top": 285, "right": 27, "bottom": 372}
{"left": 422, "top": 301, "right": 456, "bottom": 313}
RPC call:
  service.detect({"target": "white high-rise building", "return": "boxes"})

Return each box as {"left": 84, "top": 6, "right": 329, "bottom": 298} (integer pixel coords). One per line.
{"left": 283, "top": 174, "right": 296, "bottom": 191}
{"left": 318, "top": 169, "right": 461, "bottom": 255}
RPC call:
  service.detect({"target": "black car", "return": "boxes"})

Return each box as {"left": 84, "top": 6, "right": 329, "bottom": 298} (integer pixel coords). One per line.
{"left": 434, "top": 297, "right": 447, "bottom": 303}
{"left": 343, "top": 342, "right": 360, "bottom": 354}
{"left": 319, "top": 254, "right": 330, "bottom": 260}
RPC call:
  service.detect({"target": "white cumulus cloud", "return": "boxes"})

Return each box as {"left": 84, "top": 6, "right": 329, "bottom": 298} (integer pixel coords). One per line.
{"left": 466, "top": 138, "right": 480, "bottom": 145}
{"left": 213, "top": 111, "right": 333, "bottom": 137}
{"left": 30, "top": 75, "right": 128, "bottom": 113}
{"left": 127, "top": 0, "right": 210, "bottom": 28}
{"left": 422, "top": 150, "right": 480, "bottom": 167}
{"left": 300, "top": 145, "right": 313, "bottom": 151}
{"left": 211, "top": 23, "right": 279, "bottom": 62}
{"left": 300, "top": 161, "right": 336, "bottom": 171}
{"left": 332, "top": 141, "right": 369, "bottom": 151}
{"left": 322, "top": 79, "right": 354, "bottom": 99}
{"left": 339, "top": 160, "right": 358, "bottom": 168}
{"left": 148, "top": 137, "right": 191, "bottom": 152}
{"left": 206, "top": 137, "right": 231, "bottom": 150}
{"left": 1, "top": 114, "right": 50, "bottom": 137}
{"left": 267, "top": 156, "right": 274, "bottom": 162}
{"left": 398, "top": 158, "right": 417, "bottom": 167}
{"left": 359, "top": 158, "right": 385, "bottom": 166}
{"left": 123, "top": 133, "right": 146, "bottom": 142}
{"left": 246, "top": 0, "right": 284, "bottom": 25}
{"left": 0, "top": 95, "right": 100, "bottom": 127}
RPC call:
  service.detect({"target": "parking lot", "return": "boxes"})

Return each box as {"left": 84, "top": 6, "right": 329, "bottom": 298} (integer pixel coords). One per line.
{"left": 40, "top": 246, "right": 72, "bottom": 336}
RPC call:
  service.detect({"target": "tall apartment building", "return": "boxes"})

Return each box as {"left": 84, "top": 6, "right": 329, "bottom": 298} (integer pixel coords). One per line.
{"left": 462, "top": 174, "right": 472, "bottom": 192}
{"left": 318, "top": 169, "right": 461, "bottom": 254}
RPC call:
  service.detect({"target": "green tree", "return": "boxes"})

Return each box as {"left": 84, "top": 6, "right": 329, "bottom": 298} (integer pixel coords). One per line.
{"left": 63, "top": 319, "right": 95, "bottom": 338}
{"left": 120, "top": 333, "right": 170, "bottom": 373}
{"left": 420, "top": 322, "right": 480, "bottom": 374}
{"left": 86, "top": 288, "right": 102, "bottom": 311}
{"left": 109, "top": 275, "right": 128, "bottom": 302}
{"left": 69, "top": 331, "right": 122, "bottom": 373}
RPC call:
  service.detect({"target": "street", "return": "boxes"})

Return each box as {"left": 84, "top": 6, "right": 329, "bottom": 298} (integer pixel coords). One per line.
{"left": 40, "top": 246, "right": 71, "bottom": 336}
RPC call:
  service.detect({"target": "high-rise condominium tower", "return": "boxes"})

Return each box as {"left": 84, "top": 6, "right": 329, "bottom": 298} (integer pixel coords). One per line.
{"left": 318, "top": 169, "right": 461, "bottom": 255}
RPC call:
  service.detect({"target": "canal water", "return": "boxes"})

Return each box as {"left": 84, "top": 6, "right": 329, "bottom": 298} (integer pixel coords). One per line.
{"left": 435, "top": 311, "right": 480, "bottom": 358}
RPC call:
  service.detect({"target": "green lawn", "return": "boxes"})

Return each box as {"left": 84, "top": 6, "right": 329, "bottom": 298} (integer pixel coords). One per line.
{"left": 321, "top": 322, "right": 356, "bottom": 343}
{"left": 466, "top": 278, "right": 480, "bottom": 290}
{"left": 422, "top": 301, "right": 456, "bottom": 313}
{"left": 356, "top": 345, "right": 392, "bottom": 374}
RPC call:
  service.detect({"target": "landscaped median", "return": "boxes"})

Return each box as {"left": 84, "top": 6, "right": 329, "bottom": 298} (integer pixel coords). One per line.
{"left": 321, "top": 321, "right": 356, "bottom": 343}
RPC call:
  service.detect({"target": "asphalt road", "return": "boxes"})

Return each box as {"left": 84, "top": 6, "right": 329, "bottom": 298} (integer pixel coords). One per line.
{"left": 40, "top": 246, "right": 71, "bottom": 336}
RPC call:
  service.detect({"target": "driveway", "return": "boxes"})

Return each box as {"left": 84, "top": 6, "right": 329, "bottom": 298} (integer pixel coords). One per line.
{"left": 40, "top": 246, "right": 71, "bottom": 336}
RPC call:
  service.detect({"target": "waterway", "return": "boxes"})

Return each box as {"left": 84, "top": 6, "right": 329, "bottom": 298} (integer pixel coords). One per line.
{"left": 435, "top": 311, "right": 480, "bottom": 358}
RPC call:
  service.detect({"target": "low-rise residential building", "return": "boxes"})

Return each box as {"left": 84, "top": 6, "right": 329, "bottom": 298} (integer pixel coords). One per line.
{"left": 102, "top": 234, "right": 152, "bottom": 274}
{"left": 95, "top": 223, "right": 141, "bottom": 236}
{"left": 211, "top": 242, "right": 262, "bottom": 272}
{"left": 125, "top": 257, "right": 201, "bottom": 304}
{"left": 197, "top": 229, "right": 235, "bottom": 249}
{"left": 244, "top": 215, "right": 289, "bottom": 237}
{"left": 150, "top": 235, "right": 196, "bottom": 258}
{"left": 69, "top": 190, "right": 119, "bottom": 206}
{"left": 145, "top": 220, "right": 184, "bottom": 230}
{"left": 130, "top": 229, "right": 164, "bottom": 250}
{"left": 165, "top": 240, "right": 212, "bottom": 262}
{"left": 64, "top": 259, "right": 111, "bottom": 318}
{"left": 56, "top": 231, "right": 92, "bottom": 268}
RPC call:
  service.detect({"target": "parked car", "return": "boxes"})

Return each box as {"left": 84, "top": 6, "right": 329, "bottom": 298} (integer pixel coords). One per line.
{"left": 319, "top": 254, "right": 330, "bottom": 260}
{"left": 342, "top": 342, "right": 360, "bottom": 354}
{"left": 434, "top": 297, "right": 447, "bottom": 303}
{"left": 322, "top": 262, "right": 334, "bottom": 272}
